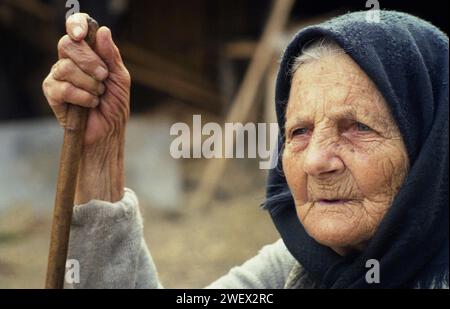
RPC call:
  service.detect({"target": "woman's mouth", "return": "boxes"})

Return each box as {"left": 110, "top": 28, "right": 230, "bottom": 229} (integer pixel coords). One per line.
{"left": 317, "top": 199, "right": 352, "bottom": 205}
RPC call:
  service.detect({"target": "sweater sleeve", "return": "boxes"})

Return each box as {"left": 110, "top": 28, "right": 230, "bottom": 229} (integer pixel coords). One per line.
{"left": 66, "top": 188, "right": 162, "bottom": 289}
{"left": 66, "top": 188, "right": 296, "bottom": 289}
{"left": 206, "top": 239, "right": 297, "bottom": 289}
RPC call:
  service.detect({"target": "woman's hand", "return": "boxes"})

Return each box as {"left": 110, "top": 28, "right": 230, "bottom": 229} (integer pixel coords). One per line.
{"left": 42, "top": 13, "right": 130, "bottom": 204}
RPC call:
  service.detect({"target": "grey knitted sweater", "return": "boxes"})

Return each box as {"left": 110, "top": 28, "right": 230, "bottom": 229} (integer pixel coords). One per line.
{"left": 66, "top": 188, "right": 301, "bottom": 289}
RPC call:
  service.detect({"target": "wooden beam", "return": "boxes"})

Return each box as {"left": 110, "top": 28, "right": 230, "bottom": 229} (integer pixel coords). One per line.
{"left": 126, "top": 62, "right": 223, "bottom": 111}
{"left": 120, "top": 43, "right": 223, "bottom": 111}
{"left": 189, "top": 0, "right": 295, "bottom": 209}
{"left": 225, "top": 40, "right": 257, "bottom": 59}
{"left": 222, "top": 12, "right": 343, "bottom": 61}
{"left": 120, "top": 42, "right": 217, "bottom": 91}
{"left": 265, "top": 56, "right": 278, "bottom": 124}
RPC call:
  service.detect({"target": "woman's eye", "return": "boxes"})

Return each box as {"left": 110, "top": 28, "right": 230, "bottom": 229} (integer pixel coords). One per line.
{"left": 355, "top": 122, "right": 372, "bottom": 132}
{"left": 292, "top": 128, "right": 308, "bottom": 136}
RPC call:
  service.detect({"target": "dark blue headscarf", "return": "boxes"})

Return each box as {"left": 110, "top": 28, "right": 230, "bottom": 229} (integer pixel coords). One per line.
{"left": 266, "top": 10, "right": 448, "bottom": 288}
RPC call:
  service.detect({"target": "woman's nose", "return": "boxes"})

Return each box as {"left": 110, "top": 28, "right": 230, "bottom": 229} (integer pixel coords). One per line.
{"left": 303, "top": 137, "right": 345, "bottom": 177}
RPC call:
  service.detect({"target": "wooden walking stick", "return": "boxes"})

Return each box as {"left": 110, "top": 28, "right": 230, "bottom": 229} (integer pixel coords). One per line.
{"left": 45, "top": 17, "right": 99, "bottom": 289}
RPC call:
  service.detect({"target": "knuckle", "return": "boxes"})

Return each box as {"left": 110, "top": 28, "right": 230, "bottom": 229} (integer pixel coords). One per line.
{"left": 53, "top": 59, "right": 73, "bottom": 80}
{"left": 60, "top": 82, "right": 74, "bottom": 99}
{"left": 57, "top": 35, "right": 71, "bottom": 52}
{"left": 43, "top": 78, "right": 60, "bottom": 105}
{"left": 42, "top": 76, "right": 52, "bottom": 94}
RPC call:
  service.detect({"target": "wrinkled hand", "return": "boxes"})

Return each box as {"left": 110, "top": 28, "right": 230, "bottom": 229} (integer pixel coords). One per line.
{"left": 43, "top": 13, "right": 130, "bottom": 146}
{"left": 42, "top": 13, "right": 130, "bottom": 203}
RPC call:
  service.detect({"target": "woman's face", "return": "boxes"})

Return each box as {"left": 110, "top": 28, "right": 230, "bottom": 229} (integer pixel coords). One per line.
{"left": 282, "top": 53, "right": 409, "bottom": 255}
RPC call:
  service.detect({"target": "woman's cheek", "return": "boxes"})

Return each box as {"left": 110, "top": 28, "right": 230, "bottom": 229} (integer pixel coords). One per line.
{"left": 282, "top": 149, "right": 308, "bottom": 204}
{"left": 345, "top": 144, "right": 407, "bottom": 200}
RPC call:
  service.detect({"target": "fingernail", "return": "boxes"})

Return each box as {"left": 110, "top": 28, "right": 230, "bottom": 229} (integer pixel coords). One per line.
{"left": 93, "top": 97, "right": 100, "bottom": 106}
{"left": 73, "top": 26, "right": 83, "bottom": 39}
{"left": 94, "top": 66, "right": 108, "bottom": 80}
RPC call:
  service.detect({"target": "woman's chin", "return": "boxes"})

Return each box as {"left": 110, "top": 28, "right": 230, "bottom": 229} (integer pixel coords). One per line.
{"left": 302, "top": 216, "right": 369, "bottom": 250}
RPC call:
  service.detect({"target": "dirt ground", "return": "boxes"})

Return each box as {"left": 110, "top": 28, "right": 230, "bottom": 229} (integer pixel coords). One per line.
{"left": 0, "top": 157, "right": 279, "bottom": 288}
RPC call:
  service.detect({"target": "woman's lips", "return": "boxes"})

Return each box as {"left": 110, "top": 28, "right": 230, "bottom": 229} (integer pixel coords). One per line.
{"left": 317, "top": 199, "right": 352, "bottom": 205}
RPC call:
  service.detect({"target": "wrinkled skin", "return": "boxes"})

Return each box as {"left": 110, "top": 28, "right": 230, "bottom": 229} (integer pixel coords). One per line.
{"left": 282, "top": 53, "right": 409, "bottom": 255}
{"left": 43, "top": 13, "right": 130, "bottom": 146}
{"left": 42, "top": 13, "right": 130, "bottom": 204}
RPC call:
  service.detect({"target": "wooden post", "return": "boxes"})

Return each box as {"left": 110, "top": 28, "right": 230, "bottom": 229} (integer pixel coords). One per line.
{"left": 189, "top": 0, "right": 295, "bottom": 209}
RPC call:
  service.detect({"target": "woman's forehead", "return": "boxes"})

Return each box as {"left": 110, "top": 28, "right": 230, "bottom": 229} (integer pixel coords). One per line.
{"left": 284, "top": 62, "right": 396, "bottom": 133}
{"left": 291, "top": 54, "right": 374, "bottom": 91}
{"left": 286, "top": 56, "right": 388, "bottom": 120}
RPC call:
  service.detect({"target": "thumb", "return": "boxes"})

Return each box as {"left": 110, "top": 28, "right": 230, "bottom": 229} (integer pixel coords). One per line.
{"left": 66, "top": 13, "right": 89, "bottom": 41}
{"left": 95, "top": 27, "right": 125, "bottom": 74}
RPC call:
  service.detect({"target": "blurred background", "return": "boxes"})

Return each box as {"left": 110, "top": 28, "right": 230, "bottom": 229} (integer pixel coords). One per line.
{"left": 0, "top": 0, "right": 448, "bottom": 288}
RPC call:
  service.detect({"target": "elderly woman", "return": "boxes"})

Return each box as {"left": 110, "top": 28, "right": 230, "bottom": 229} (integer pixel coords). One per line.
{"left": 42, "top": 10, "right": 448, "bottom": 288}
